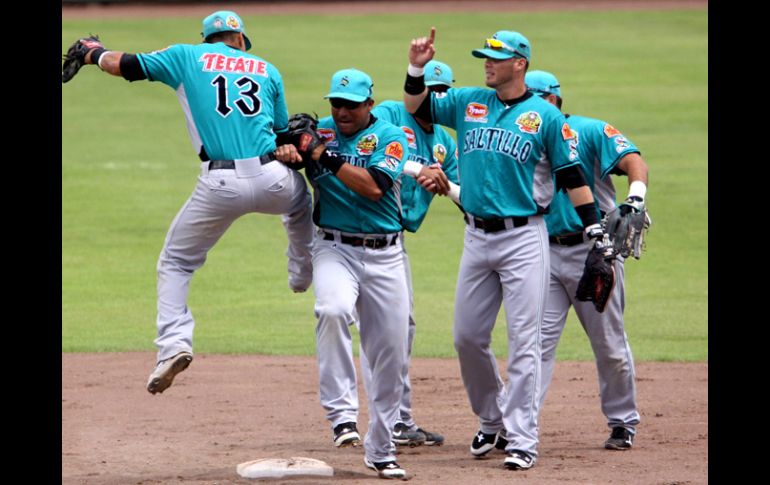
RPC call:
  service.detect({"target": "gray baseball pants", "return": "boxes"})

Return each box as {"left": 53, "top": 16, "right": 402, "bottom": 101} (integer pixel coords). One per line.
{"left": 313, "top": 230, "right": 409, "bottom": 463}
{"left": 453, "top": 215, "right": 549, "bottom": 459}
{"left": 153, "top": 159, "right": 314, "bottom": 362}
{"left": 539, "top": 239, "right": 640, "bottom": 433}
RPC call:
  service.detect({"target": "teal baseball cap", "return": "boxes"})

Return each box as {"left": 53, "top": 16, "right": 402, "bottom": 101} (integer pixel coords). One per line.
{"left": 201, "top": 10, "right": 252, "bottom": 51}
{"left": 526, "top": 70, "right": 561, "bottom": 97}
{"left": 325, "top": 68, "right": 374, "bottom": 102}
{"left": 471, "top": 30, "right": 531, "bottom": 61}
{"left": 425, "top": 60, "right": 454, "bottom": 87}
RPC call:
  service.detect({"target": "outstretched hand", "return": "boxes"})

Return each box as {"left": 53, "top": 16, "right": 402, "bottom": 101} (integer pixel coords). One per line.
{"left": 409, "top": 27, "right": 436, "bottom": 68}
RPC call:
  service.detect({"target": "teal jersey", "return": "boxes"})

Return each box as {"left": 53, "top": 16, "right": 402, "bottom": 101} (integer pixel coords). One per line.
{"left": 372, "top": 101, "right": 459, "bottom": 233}
{"left": 137, "top": 42, "right": 289, "bottom": 161}
{"left": 310, "top": 116, "right": 408, "bottom": 234}
{"left": 431, "top": 88, "right": 580, "bottom": 218}
{"left": 546, "top": 115, "right": 641, "bottom": 236}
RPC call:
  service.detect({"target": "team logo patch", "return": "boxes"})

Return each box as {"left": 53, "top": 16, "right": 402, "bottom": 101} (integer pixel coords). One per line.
{"left": 614, "top": 135, "right": 630, "bottom": 152}
{"left": 384, "top": 141, "right": 404, "bottom": 160}
{"left": 515, "top": 111, "right": 542, "bottom": 134}
{"left": 226, "top": 16, "right": 240, "bottom": 29}
{"left": 433, "top": 65, "right": 443, "bottom": 77}
{"left": 464, "top": 103, "right": 489, "bottom": 122}
{"left": 604, "top": 124, "right": 622, "bottom": 138}
{"left": 356, "top": 134, "right": 378, "bottom": 156}
{"left": 561, "top": 122, "right": 576, "bottom": 140}
{"left": 213, "top": 19, "right": 223, "bottom": 29}
{"left": 340, "top": 76, "right": 349, "bottom": 87}
{"left": 432, "top": 144, "right": 447, "bottom": 164}
{"left": 378, "top": 156, "right": 400, "bottom": 170}
{"left": 402, "top": 127, "right": 417, "bottom": 148}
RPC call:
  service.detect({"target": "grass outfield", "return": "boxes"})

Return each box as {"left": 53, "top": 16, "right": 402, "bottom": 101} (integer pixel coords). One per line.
{"left": 62, "top": 9, "right": 707, "bottom": 360}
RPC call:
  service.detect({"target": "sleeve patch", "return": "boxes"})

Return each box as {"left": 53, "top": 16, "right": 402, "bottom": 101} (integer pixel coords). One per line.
{"left": 384, "top": 141, "right": 404, "bottom": 160}
{"left": 603, "top": 123, "right": 622, "bottom": 138}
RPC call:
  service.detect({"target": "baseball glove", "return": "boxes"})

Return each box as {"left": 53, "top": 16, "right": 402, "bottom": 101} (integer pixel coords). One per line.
{"left": 62, "top": 35, "right": 104, "bottom": 83}
{"left": 604, "top": 196, "right": 652, "bottom": 259}
{"left": 576, "top": 238, "right": 616, "bottom": 313}
{"left": 287, "top": 113, "right": 324, "bottom": 158}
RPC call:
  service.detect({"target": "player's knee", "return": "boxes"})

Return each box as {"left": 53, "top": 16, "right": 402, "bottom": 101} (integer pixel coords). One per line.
{"left": 453, "top": 328, "right": 487, "bottom": 353}
{"left": 314, "top": 300, "right": 355, "bottom": 324}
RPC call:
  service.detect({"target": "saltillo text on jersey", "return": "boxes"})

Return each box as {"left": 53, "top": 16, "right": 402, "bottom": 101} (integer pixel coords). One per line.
{"left": 199, "top": 53, "right": 268, "bottom": 76}
{"left": 463, "top": 127, "right": 533, "bottom": 164}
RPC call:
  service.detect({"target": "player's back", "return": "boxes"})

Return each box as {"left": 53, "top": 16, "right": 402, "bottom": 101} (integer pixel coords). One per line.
{"left": 138, "top": 42, "right": 287, "bottom": 161}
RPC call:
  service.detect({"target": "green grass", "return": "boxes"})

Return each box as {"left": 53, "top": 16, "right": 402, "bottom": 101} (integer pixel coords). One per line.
{"left": 62, "top": 8, "right": 707, "bottom": 361}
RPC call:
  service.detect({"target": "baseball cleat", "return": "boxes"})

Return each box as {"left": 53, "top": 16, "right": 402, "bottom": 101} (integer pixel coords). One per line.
{"left": 495, "top": 429, "right": 509, "bottom": 451}
{"left": 146, "top": 351, "right": 193, "bottom": 395}
{"left": 504, "top": 450, "right": 535, "bottom": 470}
{"left": 470, "top": 429, "right": 499, "bottom": 456}
{"left": 333, "top": 422, "right": 361, "bottom": 447}
{"left": 392, "top": 422, "right": 426, "bottom": 447}
{"left": 604, "top": 426, "right": 634, "bottom": 450}
{"left": 364, "top": 456, "right": 406, "bottom": 479}
{"left": 416, "top": 427, "right": 445, "bottom": 446}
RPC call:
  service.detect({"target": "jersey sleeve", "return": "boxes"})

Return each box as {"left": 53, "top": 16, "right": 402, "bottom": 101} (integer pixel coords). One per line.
{"left": 370, "top": 128, "right": 408, "bottom": 181}
{"left": 136, "top": 44, "right": 188, "bottom": 88}
{"left": 430, "top": 88, "right": 461, "bottom": 129}
{"left": 545, "top": 110, "right": 581, "bottom": 174}
{"left": 593, "top": 122, "right": 641, "bottom": 179}
{"left": 271, "top": 67, "right": 289, "bottom": 133}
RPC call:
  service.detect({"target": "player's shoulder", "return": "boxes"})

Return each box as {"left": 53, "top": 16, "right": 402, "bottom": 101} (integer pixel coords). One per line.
{"left": 372, "top": 117, "right": 407, "bottom": 139}
{"left": 525, "top": 94, "right": 563, "bottom": 118}
{"left": 318, "top": 116, "right": 335, "bottom": 130}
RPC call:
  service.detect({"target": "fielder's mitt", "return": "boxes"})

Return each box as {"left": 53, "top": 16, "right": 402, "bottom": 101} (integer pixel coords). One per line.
{"left": 604, "top": 196, "right": 652, "bottom": 260}
{"left": 576, "top": 238, "right": 616, "bottom": 313}
{"left": 287, "top": 113, "right": 324, "bottom": 158}
{"left": 62, "top": 35, "right": 104, "bottom": 83}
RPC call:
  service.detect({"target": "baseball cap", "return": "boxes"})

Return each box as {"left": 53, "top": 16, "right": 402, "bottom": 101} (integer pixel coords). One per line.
{"left": 324, "top": 68, "right": 374, "bottom": 102}
{"left": 525, "top": 70, "right": 561, "bottom": 97}
{"left": 471, "top": 30, "right": 531, "bottom": 61}
{"left": 424, "top": 60, "right": 455, "bottom": 87}
{"left": 202, "top": 10, "right": 252, "bottom": 51}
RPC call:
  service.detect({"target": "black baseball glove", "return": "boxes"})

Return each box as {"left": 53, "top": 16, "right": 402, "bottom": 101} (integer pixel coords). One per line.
{"left": 283, "top": 112, "right": 326, "bottom": 175}
{"left": 576, "top": 237, "right": 616, "bottom": 313}
{"left": 62, "top": 35, "right": 104, "bottom": 83}
{"left": 604, "top": 196, "right": 652, "bottom": 259}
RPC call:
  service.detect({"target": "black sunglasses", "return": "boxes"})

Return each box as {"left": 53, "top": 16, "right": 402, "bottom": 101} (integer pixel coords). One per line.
{"left": 330, "top": 98, "right": 364, "bottom": 110}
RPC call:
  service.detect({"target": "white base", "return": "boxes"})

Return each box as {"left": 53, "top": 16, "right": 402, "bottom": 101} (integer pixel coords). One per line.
{"left": 236, "top": 457, "right": 334, "bottom": 479}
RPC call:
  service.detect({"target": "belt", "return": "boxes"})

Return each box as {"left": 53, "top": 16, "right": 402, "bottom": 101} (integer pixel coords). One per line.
{"left": 208, "top": 154, "right": 275, "bottom": 170}
{"left": 549, "top": 232, "right": 585, "bottom": 246}
{"left": 323, "top": 231, "right": 399, "bottom": 249}
{"left": 464, "top": 214, "right": 528, "bottom": 233}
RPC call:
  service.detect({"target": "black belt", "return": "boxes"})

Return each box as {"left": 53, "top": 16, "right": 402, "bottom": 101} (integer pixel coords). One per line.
{"left": 549, "top": 232, "right": 585, "bottom": 246}
{"left": 323, "top": 231, "right": 398, "bottom": 249}
{"left": 464, "top": 214, "right": 528, "bottom": 233}
{"left": 208, "top": 154, "right": 275, "bottom": 170}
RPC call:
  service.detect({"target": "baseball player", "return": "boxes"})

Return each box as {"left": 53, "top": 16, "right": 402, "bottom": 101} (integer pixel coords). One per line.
{"left": 61, "top": 11, "right": 315, "bottom": 394}
{"left": 295, "top": 68, "right": 446, "bottom": 479}
{"left": 344, "top": 60, "right": 458, "bottom": 448}
{"left": 403, "top": 28, "right": 605, "bottom": 470}
{"left": 525, "top": 70, "right": 648, "bottom": 450}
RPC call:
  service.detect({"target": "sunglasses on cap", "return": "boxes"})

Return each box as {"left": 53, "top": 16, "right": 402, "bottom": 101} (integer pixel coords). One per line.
{"left": 330, "top": 98, "right": 365, "bottom": 110}
{"left": 484, "top": 38, "right": 527, "bottom": 59}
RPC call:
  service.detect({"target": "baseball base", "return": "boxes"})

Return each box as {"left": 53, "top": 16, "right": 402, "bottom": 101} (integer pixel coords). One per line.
{"left": 236, "top": 457, "right": 334, "bottom": 478}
